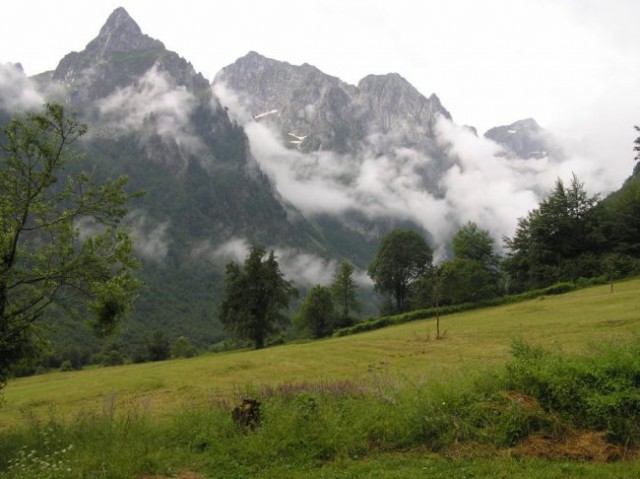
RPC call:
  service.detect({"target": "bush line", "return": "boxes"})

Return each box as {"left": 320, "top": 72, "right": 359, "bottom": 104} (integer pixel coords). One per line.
{"left": 333, "top": 280, "right": 587, "bottom": 337}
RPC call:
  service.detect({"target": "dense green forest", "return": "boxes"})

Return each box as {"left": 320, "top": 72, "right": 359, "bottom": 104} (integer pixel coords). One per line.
{"left": 32, "top": 169, "right": 640, "bottom": 372}
{"left": 3, "top": 102, "right": 640, "bottom": 377}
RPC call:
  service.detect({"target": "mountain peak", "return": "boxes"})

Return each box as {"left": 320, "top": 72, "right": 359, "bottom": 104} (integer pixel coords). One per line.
{"left": 87, "top": 7, "right": 162, "bottom": 55}
{"left": 357, "top": 72, "right": 452, "bottom": 123}
{"left": 484, "top": 118, "right": 564, "bottom": 160}
{"left": 484, "top": 118, "right": 542, "bottom": 139}
{"left": 102, "top": 7, "right": 138, "bottom": 32}
{"left": 242, "top": 50, "right": 268, "bottom": 62}
{"left": 509, "top": 118, "right": 541, "bottom": 131}
{"left": 357, "top": 72, "right": 409, "bottom": 90}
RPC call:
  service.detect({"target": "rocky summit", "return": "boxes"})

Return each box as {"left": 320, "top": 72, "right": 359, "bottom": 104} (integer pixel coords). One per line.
{"left": 215, "top": 52, "right": 452, "bottom": 158}
{"left": 1, "top": 7, "right": 580, "bottom": 352}
{"left": 484, "top": 118, "right": 565, "bottom": 160}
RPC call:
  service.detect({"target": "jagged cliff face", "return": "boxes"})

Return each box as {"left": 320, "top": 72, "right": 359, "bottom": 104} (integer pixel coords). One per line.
{"left": 484, "top": 118, "right": 565, "bottom": 160}
{"left": 2, "top": 7, "right": 589, "bottom": 348}
{"left": 215, "top": 52, "right": 360, "bottom": 152}
{"left": 215, "top": 52, "right": 452, "bottom": 159}
{"left": 19, "top": 8, "right": 340, "bottom": 343}
{"left": 53, "top": 8, "right": 192, "bottom": 103}
{"left": 357, "top": 73, "right": 451, "bottom": 152}
{"left": 48, "top": 7, "right": 234, "bottom": 175}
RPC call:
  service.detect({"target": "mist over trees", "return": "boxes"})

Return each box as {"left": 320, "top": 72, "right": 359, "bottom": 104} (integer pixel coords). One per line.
{"left": 3, "top": 108, "right": 640, "bottom": 377}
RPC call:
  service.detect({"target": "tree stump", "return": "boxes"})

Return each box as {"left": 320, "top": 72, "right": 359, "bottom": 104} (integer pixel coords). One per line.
{"left": 231, "top": 398, "right": 261, "bottom": 430}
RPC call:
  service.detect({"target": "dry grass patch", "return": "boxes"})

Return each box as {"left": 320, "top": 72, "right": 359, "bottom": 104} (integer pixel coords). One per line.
{"left": 514, "top": 431, "right": 630, "bottom": 462}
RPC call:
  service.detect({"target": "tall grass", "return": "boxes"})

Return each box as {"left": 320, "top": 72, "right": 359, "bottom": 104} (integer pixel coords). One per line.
{"left": 2, "top": 338, "right": 640, "bottom": 477}
{"left": 505, "top": 337, "right": 640, "bottom": 445}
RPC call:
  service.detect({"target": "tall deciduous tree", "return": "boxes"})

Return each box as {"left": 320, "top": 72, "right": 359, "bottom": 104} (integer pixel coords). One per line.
{"left": 367, "top": 228, "right": 432, "bottom": 313}
{"left": 0, "top": 104, "right": 140, "bottom": 389}
{"left": 330, "top": 260, "right": 360, "bottom": 321}
{"left": 218, "top": 245, "right": 297, "bottom": 349}
{"left": 445, "top": 222, "right": 502, "bottom": 303}
{"left": 453, "top": 222, "right": 501, "bottom": 271}
{"left": 413, "top": 223, "right": 501, "bottom": 308}
{"left": 295, "top": 285, "right": 335, "bottom": 338}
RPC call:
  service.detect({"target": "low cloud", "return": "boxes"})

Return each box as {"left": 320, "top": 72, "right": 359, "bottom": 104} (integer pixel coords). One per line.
{"left": 212, "top": 82, "right": 254, "bottom": 124}
{"left": 210, "top": 237, "right": 336, "bottom": 286}
{"left": 127, "top": 210, "right": 171, "bottom": 263}
{"left": 272, "top": 247, "right": 337, "bottom": 286}
{"left": 96, "top": 65, "right": 206, "bottom": 158}
{"left": 435, "top": 119, "right": 612, "bottom": 248}
{"left": 199, "top": 237, "right": 372, "bottom": 287}
{"left": 0, "top": 63, "right": 44, "bottom": 112}
{"left": 210, "top": 237, "right": 251, "bottom": 263}
{"left": 239, "top": 102, "right": 611, "bottom": 258}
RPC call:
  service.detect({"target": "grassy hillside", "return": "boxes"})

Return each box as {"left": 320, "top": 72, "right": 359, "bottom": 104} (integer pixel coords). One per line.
{"left": 3, "top": 279, "right": 639, "bottom": 430}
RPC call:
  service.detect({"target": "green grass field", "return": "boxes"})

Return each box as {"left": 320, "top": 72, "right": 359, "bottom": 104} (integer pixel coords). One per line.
{"left": 1, "top": 279, "right": 640, "bottom": 478}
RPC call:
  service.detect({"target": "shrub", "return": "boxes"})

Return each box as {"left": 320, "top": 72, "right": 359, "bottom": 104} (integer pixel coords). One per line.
{"left": 171, "top": 336, "right": 197, "bottom": 359}
{"left": 333, "top": 281, "right": 583, "bottom": 338}
{"left": 504, "top": 339, "right": 640, "bottom": 445}
{"left": 60, "top": 360, "right": 74, "bottom": 372}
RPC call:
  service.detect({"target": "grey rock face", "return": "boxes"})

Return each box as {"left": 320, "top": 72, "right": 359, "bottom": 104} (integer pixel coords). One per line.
{"left": 484, "top": 118, "right": 565, "bottom": 160}
{"left": 216, "top": 51, "right": 360, "bottom": 152}
{"left": 51, "top": 7, "right": 208, "bottom": 104}
{"left": 215, "top": 52, "right": 452, "bottom": 158}
{"left": 86, "top": 7, "right": 162, "bottom": 55}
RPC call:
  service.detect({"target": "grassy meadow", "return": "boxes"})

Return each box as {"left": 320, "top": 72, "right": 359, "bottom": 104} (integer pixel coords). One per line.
{"left": 1, "top": 279, "right": 640, "bottom": 478}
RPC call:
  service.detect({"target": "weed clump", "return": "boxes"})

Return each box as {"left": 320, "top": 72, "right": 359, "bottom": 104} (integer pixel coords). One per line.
{"left": 505, "top": 338, "right": 640, "bottom": 445}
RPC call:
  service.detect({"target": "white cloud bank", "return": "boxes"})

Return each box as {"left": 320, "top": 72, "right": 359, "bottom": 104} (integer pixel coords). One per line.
{"left": 96, "top": 65, "right": 208, "bottom": 159}
{"left": 0, "top": 63, "right": 44, "bottom": 112}
{"left": 127, "top": 210, "right": 171, "bottom": 263}
{"left": 240, "top": 110, "right": 613, "bottom": 258}
{"left": 197, "top": 237, "right": 371, "bottom": 287}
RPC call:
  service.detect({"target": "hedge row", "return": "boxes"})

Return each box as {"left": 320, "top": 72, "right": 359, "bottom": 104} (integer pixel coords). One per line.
{"left": 333, "top": 281, "right": 581, "bottom": 337}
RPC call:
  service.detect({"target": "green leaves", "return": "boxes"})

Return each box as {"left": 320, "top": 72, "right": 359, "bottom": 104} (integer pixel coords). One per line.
{"left": 367, "top": 228, "right": 432, "bottom": 313}
{"left": 296, "top": 285, "right": 335, "bottom": 338}
{"left": 330, "top": 260, "right": 360, "bottom": 320}
{"left": 218, "top": 245, "right": 297, "bottom": 349}
{"left": 0, "top": 104, "right": 141, "bottom": 384}
{"left": 503, "top": 174, "right": 601, "bottom": 291}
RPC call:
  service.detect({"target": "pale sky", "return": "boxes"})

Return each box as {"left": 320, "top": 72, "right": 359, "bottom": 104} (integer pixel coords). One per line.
{"left": 2, "top": 0, "right": 639, "bottom": 189}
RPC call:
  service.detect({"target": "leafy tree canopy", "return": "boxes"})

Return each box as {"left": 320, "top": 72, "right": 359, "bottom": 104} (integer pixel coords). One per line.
{"left": 0, "top": 104, "right": 141, "bottom": 388}
{"left": 453, "top": 221, "right": 500, "bottom": 270}
{"left": 295, "top": 285, "right": 335, "bottom": 338}
{"left": 367, "top": 228, "right": 432, "bottom": 313}
{"left": 503, "top": 174, "right": 601, "bottom": 291}
{"left": 218, "top": 244, "right": 297, "bottom": 349}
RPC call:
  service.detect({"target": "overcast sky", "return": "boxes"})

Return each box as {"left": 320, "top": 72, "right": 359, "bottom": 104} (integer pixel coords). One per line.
{"left": 2, "top": 0, "right": 639, "bottom": 190}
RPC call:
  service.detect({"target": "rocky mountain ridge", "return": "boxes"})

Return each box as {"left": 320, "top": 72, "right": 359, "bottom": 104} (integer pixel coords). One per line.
{"left": 1, "top": 7, "right": 574, "bottom": 351}
{"left": 11, "top": 8, "right": 337, "bottom": 346}
{"left": 215, "top": 52, "right": 453, "bottom": 158}
{"left": 484, "top": 118, "right": 565, "bottom": 160}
